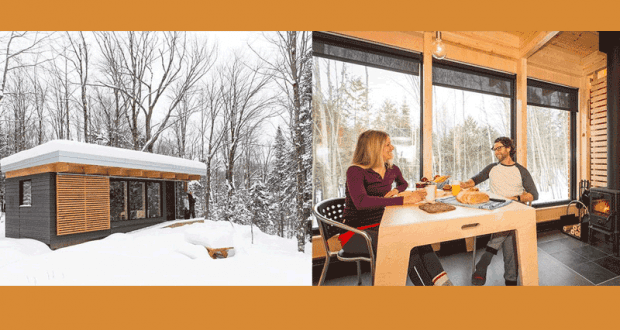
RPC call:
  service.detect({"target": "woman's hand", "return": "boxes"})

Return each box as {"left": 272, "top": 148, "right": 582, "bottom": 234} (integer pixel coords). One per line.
{"left": 403, "top": 190, "right": 426, "bottom": 204}
{"left": 384, "top": 189, "right": 399, "bottom": 198}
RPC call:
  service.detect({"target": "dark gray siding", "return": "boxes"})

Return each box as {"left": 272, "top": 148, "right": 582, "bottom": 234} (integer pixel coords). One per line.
{"left": 5, "top": 173, "right": 54, "bottom": 244}
{"left": 8, "top": 174, "right": 174, "bottom": 249}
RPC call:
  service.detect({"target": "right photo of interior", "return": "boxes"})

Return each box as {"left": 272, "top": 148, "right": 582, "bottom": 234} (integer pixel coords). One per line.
{"left": 311, "top": 31, "right": 620, "bottom": 286}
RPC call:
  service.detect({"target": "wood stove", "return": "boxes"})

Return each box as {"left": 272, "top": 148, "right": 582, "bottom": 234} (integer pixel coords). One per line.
{"left": 588, "top": 187, "right": 620, "bottom": 255}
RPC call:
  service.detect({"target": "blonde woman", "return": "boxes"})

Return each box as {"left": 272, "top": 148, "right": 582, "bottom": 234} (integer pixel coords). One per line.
{"left": 339, "top": 130, "right": 452, "bottom": 286}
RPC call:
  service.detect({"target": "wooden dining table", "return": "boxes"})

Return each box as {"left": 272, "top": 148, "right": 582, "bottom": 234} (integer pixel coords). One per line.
{"left": 374, "top": 192, "right": 538, "bottom": 286}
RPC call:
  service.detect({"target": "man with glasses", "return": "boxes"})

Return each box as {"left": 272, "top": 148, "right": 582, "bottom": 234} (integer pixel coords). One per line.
{"left": 460, "top": 137, "right": 538, "bottom": 286}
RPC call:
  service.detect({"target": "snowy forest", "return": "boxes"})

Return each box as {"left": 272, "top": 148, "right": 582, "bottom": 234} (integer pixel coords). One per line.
{"left": 313, "top": 57, "right": 571, "bottom": 207}
{"left": 0, "top": 31, "right": 313, "bottom": 252}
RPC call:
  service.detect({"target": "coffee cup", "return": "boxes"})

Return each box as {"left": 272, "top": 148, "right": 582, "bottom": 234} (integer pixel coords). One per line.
{"left": 425, "top": 184, "right": 436, "bottom": 202}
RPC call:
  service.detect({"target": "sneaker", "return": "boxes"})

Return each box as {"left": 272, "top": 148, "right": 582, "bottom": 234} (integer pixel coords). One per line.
{"left": 471, "top": 270, "right": 487, "bottom": 286}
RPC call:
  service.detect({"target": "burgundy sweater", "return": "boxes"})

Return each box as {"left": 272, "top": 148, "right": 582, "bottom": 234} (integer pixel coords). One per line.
{"left": 340, "top": 165, "right": 408, "bottom": 244}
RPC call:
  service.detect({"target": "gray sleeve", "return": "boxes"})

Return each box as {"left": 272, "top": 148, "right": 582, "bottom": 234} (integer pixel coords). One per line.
{"left": 471, "top": 163, "right": 496, "bottom": 185}
{"left": 517, "top": 163, "right": 539, "bottom": 201}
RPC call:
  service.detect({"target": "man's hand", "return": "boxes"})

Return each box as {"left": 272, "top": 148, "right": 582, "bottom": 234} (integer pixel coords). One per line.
{"left": 384, "top": 189, "right": 399, "bottom": 198}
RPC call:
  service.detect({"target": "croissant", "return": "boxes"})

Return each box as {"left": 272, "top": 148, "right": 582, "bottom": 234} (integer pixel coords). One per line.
{"left": 456, "top": 188, "right": 490, "bottom": 204}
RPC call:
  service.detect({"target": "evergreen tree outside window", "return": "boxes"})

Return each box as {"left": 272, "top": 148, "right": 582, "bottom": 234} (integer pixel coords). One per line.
{"left": 20, "top": 180, "right": 31, "bottom": 206}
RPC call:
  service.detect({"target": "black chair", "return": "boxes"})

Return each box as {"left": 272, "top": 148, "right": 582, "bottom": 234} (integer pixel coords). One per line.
{"left": 313, "top": 198, "right": 375, "bottom": 286}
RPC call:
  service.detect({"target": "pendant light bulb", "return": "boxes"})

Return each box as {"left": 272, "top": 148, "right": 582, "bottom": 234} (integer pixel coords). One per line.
{"left": 432, "top": 31, "right": 447, "bottom": 60}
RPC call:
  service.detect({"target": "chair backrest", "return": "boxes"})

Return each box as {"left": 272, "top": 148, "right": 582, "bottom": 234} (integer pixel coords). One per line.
{"left": 313, "top": 197, "right": 348, "bottom": 241}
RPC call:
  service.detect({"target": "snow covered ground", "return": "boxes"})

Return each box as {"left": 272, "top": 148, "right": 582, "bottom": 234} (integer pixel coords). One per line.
{"left": 0, "top": 215, "right": 311, "bottom": 285}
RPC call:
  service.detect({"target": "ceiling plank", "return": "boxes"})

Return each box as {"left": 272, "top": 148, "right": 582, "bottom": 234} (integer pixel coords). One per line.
{"left": 520, "top": 31, "right": 560, "bottom": 58}
{"left": 441, "top": 31, "right": 519, "bottom": 59}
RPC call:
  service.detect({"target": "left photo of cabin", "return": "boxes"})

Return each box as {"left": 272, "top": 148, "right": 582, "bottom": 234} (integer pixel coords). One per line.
{"left": 1, "top": 140, "right": 203, "bottom": 249}
{"left": 0, "top": 31, "right": 312, "bottom": 285}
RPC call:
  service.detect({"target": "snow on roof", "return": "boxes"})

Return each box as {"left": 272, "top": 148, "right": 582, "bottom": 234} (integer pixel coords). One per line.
{"left": 0, "top": 140, "right": 206, "bottom": 176}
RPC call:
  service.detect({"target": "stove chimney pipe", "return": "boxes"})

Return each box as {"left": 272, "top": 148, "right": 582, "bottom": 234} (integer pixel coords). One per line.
{"left": 599, "top": 32, "right": 620, "bottom": 191}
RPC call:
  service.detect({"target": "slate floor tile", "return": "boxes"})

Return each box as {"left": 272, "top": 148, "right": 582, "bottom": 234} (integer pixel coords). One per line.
{"left": 550, "top": 249, "right": 590, "bottom": 269}
{"left": 571, "top": 245, "right": 610, "bottom": 261}
{"left": 570, "top": 261, "right": 617, "bottom": 285}
{"left": 594, "top": 256, "right": 620, "bottom": 275}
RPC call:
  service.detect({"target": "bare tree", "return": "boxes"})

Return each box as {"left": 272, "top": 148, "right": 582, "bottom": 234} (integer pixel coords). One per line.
{"left": 197, "top": 79, "right": 226, "bottom": 219}
{"left": 258, "top": 31, "right": 312, "bottom": 252}
{"left": 65, "top": 32, "right": 91, "bottom": 142}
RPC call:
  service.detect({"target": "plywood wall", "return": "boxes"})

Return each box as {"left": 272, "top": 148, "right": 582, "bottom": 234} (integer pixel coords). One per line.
{"left": 56, "top": 174, "right": 110, "bottom": 236}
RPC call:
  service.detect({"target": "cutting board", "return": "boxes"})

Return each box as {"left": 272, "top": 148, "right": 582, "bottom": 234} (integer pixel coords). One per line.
{"left": 419, "top": 202, "right": 456, "bottom": 214}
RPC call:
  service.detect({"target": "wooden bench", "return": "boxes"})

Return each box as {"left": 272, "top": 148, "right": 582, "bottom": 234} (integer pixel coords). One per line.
{"left": 206, "top": 247, "right": 234, "bottom": 259}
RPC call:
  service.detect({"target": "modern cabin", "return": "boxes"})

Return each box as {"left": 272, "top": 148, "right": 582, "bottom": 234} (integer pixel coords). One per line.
{"left": 0, "top": 140, "right": 205, "bottom": 249}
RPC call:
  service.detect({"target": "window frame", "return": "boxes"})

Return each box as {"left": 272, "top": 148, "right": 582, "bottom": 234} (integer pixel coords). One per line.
{"left": 110, "top": 177, "right": 164, "bottom": 222}
{"left": 526, "top": 78, "right": 578, "bottom": 208}
{"left": 19, "top": 179, "right": 32, "bottom": 207}
{"left": 312, "top": 32, "right": 424, "bottom": 233}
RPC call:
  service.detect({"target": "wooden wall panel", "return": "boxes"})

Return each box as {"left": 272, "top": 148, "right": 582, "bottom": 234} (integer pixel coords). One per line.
{"left": 56, "top": 175, "right": 110, "bottom": 236}
{"left": 589, "top": 76, "right": 607, "bottom": 187}
{"left": 590, "top": 75, "right": 607, "bottom": 188}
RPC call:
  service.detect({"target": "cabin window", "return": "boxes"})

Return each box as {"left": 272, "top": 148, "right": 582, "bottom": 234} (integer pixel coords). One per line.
{"left": 147, "top": 182, "right": 161, "bottom": 218}
{"left": 110, "top": 181, "right": 128, "bottom": 221}
{"left": 431, "top": 61, "right": 515, "bottom": 191}
{"left": 312, "top": 32, "right": 423, "bottom": 217}
{"left": 526, "top": 79, "right": 577, "bottom": 205}
{"left": 129, "top": 181, "right": 146, "bottom": 219}
{"left": 19, "top": 180, "right": 32, "bottom": 206}
{"left": 175, "top": 181, "right": 186, "bottom": 219}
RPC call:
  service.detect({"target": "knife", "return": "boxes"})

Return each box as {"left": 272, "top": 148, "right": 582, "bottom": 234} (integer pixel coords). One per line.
{"left": 489, "top": 198, "right": 506, "bottom": 203}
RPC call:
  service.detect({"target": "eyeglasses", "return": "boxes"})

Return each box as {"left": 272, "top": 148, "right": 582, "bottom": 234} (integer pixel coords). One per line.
{"left": 491, "top": 146, "right": 506, "bottom": 152}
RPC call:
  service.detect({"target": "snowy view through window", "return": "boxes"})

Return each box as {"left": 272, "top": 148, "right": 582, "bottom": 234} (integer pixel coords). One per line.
{"left": 312, "top": 57, "right": 421, "bottom": 228}
{"left": 0, "top": 31, "right": 311, "bottom": 285}
{"left": 432, "top": 86, "right": 511, "bottom": 192}
{"left": 527, "top": 105, "right": 571, "bottom": 204}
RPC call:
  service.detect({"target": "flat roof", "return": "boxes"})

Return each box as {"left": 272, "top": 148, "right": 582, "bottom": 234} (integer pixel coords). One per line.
{"left": 0, "top": 140, "right": 206, "bottom": 176}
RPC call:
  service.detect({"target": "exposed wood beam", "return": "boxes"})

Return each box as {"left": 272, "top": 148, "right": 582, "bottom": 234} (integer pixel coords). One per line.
{"left": 128, "top": 169, "right": 145, "bottom": 177}
{"left": 516, "top": 58, "right": 528, "bottom": 167}
{"left": 5, "top": 162, "right": 199, "bottom": 180}
{"left": 161, "top": 172, "right": 176, "bottom": 179}
{"left": 422, "top": 32, "right": 433, "bottom": 180}
{"left": 520, "top": 31, "right": 560, "bottom": 58}
{"left": 582, "top": 51, "right": 606, "bottom": 76}
{"left": 441, "top": 31, "right": 519, "bottom": 59}
{"left": 107, "top": 167, "right": 128, "bottom": 176}
{"left": 144, "top": 170, "right": 162, "bottom": 179}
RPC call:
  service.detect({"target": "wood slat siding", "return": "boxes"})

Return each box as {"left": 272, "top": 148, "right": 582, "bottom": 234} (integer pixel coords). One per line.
{"left": 590, "top": 76, "right": 607, "bottom": 188}
{"left": 56, "top": 174, "right": 110, "bottom": 236}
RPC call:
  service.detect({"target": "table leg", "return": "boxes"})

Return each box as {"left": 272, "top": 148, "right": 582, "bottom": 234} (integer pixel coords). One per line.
{"left": 374, "top": 241, "right": 412, "bottom": 286}
{"left": 514, "top": 222, "right": 539, "bottom": 286}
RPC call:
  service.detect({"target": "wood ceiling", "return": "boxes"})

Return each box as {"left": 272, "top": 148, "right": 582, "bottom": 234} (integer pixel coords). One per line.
{"left": 507, "top": 31, "right": 599, "bottom": 57}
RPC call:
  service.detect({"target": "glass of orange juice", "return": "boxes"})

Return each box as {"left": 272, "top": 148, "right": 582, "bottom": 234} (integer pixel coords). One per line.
{"left": 452, "top": 180, "right": 461, "bottom": 196}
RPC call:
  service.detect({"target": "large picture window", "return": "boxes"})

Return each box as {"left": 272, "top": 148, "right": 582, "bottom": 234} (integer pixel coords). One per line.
{"left": 432, "top": 61, "right": 514, "bottom": 190}
{"left": 526, "top": 79, "right": 577, "bottom": 205}
{"left": 147, "top": 182, "right": 161, "bottom": 218}
{"left": 110, "top": 179, "right": 165, "bottom": 222}
{"left": 312, "top": 32, "right": 422, "bottom": 221}
{"left": 110, "top": 181, "right": 128, "bottom": 221}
